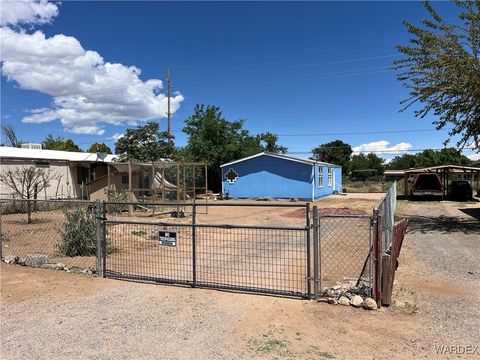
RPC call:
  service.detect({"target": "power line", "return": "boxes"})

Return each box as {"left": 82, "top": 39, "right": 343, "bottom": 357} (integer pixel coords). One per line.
{"left": 277, "top": 128, "right": 451, "bottom": 137}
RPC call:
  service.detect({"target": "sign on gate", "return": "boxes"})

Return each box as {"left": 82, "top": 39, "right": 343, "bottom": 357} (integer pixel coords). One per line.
{"left": 158, "top": 230, "right": 177, "bottom": 247}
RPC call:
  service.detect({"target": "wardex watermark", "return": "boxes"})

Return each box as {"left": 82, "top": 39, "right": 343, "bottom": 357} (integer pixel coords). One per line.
{"left": 434, "top": 344, "right": 479, "bottom": 355}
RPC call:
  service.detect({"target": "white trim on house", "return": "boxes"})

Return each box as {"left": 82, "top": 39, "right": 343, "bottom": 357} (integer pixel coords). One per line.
{"left": 0, "top": 146, "right": 115, "bottom": 163}
{"left": 318, "top": 167, "right": 324, "bottom": 188}
{"left": 220, "top": 152, "right": 315, "bottom": 167}
{"left": 327, "top": 167, "right": 334, "bottom": 187}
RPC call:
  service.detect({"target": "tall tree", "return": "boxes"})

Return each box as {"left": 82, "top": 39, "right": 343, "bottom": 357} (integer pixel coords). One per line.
{"left": 257, "top": 132, "right": 288, "bottom": 154}
{"left": 1, "top": 125, "right": 22, "bottom": 147}
{"left": 114, "top": 122, "right": 174, "bottom": 162}
{"left": 42, "top": 135, "right": 82, "bottom": 152}
{"left": 311, "top": 140, "right": 352, "bottom": 171}
{"left": 394, "top": 0, "right": 480, "bottom": 149}
{"left": 387, "top": 148, "right": 471, "bottom": 169}
{"left": 87, "top": 142, "right": 112, "bottom": 154}
{"left": 350, "top": 153, "right": 385, "bottom": 178}
{"left": 182, "top": 105, "right": 287, "bottom": 191}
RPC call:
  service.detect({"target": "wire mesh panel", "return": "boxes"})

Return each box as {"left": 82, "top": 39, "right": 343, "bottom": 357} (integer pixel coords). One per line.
{"left": 1, "top": 199, "right": 97, "bottom": 269}
{"left": 105, "top": 222, "right": 193, "bottom": 284}
{"left": 102, "top": 202, "right": 311, "bottom": 298}
{"left": 319, "top": 215, "right": 372, "bottom": 290}
{"left": 195, "top": 226, "right": 308, "bottom": 296}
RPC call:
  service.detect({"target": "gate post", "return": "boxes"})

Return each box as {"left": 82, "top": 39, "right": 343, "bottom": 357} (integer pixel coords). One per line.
{"left": 306, "top": 203, "right": 311, "bottom": 299}
{"left": 192, "top": 202, "right": 196, "bottom": 287}
{"left": 312, "top": 206, "right": 320, "bottom": 300}
{"left": 95, "top": 200, "right": 104, "bottom": 278}
{"left": 372, "top": 208, "right": 382, "bottom": 306}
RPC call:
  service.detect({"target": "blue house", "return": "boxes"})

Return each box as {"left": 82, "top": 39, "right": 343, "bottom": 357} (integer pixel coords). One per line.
{"left": 220, "top": 152, "right": 342, "bottom": 200}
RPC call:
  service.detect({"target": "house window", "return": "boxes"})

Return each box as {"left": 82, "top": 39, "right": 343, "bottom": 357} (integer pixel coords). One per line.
{"left": 121, "top": 175, "right": 128, "bottom": 185}
{"left": 328, "top": 168, "right": 334, "bottom": 186}
{"left": 318, "top": 168, "right": 323, "bottom": 188}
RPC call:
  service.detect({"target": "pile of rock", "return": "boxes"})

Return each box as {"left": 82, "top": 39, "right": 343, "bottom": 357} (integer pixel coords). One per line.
{"left": 318, "top": 279, "right": 377, "bottom": 310}
{"left": 2, "top": 254, "right": 96, "bottom": 276}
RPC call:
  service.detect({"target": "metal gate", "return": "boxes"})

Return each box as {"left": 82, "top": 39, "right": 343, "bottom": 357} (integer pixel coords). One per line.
{"left": 100, "top": 202, "right": 312, "bottom": 298}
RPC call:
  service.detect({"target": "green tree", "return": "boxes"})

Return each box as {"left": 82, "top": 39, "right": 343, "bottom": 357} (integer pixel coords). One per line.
{"left": 114, "top": 123, "right": 174, "bottom": 162}
{"left": 387, "top": 154, "right": 417, "bottom": 169}
{"left": 182, "top": 105, "right": 287, "bottom": 191}
{"left": 87, "top": 142, "right": 112, "bottom": 154}
{"left": 257, "top": 132, "right": 287, "bottom": 154}
{"left": 311, "top": 140, "right": 352, "bottom": 171}
{"left": 42, "top": 135, "right": 82, "bottom": 152}
{"left": 394, "top": 0, "right": 480, "bottom": 149}
{"left": 350, "top": 153, "right": 385, "bottom": 178}
{"left": 387, "top": 148, "right": 471, "bottom": 169}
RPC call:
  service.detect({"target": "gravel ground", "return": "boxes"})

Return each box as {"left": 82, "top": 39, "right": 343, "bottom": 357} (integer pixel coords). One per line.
{"left": 1, "top": 198, "right": 479, "bottom": 359}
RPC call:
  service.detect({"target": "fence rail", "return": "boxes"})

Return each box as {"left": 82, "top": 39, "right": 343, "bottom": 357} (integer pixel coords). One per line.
{"left": 1, "top": 198, "right": 379, "bottom": 301}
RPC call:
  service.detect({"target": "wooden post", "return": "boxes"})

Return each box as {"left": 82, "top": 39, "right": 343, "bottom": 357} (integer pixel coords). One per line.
{"left": 381, "top": 254, "right": 393, "bottom": 306}
{"left": 193, "top": 164, "right": 196, "bottom": 200}
{"left": 205, "top": 164, "right": 208, "bottom": 214}
{"left": 128, "top": 161, "right": 133, "bottom": 215}
{"left": 176, "top": 163, "right": 180, "bottom": 218}
{"left": 107, "top": 164, "right": 111, "bottom": 200}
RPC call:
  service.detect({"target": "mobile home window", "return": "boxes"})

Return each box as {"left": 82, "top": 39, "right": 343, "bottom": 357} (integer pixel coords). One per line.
{"left": 318, "top": 168, "right": 323, "bottom": 188}
{"left": 328, "top": 168, "right": 334, "bottom": 186}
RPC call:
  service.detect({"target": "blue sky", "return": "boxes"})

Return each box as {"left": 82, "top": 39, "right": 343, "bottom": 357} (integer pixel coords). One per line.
{"left": 1, "top": 1, "right": 477, "bottom": 161}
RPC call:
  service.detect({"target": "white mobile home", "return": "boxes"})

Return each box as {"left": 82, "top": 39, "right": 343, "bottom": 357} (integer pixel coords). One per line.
{"left": 0, "top": 146, "right": 115, "bottom": 199}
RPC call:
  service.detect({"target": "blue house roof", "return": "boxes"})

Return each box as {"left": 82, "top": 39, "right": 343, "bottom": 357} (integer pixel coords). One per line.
{"left": 220, "top": 152, "right": 341, "bottom": 168}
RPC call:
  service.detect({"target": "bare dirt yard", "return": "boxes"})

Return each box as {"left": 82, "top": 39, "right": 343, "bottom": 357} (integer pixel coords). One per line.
{"left": 1, "top": 194, "right": 479, "bottom": 359}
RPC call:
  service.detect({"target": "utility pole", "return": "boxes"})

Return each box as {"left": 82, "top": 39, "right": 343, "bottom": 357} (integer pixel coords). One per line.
{"left": 167, "top": 68, "right": 172, "bottom": 142}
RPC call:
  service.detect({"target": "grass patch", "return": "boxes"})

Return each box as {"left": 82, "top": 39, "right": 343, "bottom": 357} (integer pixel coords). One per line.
{"left": 132, "top": 230, "right": 147, "bottom": 237}
{"left": 247, "top": 331, "right": 292, "bottom": 358}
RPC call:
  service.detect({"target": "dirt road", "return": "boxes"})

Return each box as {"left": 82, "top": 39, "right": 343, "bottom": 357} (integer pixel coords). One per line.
{"left": 1, "top": 198, "right": 479, "bottom": 359}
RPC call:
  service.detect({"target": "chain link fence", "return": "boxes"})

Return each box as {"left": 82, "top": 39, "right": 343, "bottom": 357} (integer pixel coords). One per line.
{"left": 375, "top": 181, "right": 397, "bottom": 251}
{"left": 319, "top": 215, "right": 372, "bottom": 291}
{"left": 1, "top": 198, "right": 96, "bottom": 270}
{"left": 1, "top": 198, "right": 377, "bottom": 300}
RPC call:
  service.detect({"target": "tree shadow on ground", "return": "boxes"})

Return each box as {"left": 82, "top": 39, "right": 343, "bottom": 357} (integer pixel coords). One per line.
{"left": 406, "top": 214, "right": 480, "bottom": 235}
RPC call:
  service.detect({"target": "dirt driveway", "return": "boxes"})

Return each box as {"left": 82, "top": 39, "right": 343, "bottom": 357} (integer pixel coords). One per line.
{"left": 1, "top": 197, "right": 479, "bottom": 359}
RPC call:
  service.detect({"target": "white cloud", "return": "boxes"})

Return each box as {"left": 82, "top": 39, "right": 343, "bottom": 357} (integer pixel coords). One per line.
{"left": 0, "top": 0, "right": 59, "bottom": 26}
{"left": 108, "top": 132, "right": 124, "bottom": 142}
{"left": 352, "top": 140, "right": 413, "bottom": 155}
{"left": 467, "top": 153, "right": 480, "bottom": 161}
{"left": 0, "top": 2, "right": 184, "bottom": 135}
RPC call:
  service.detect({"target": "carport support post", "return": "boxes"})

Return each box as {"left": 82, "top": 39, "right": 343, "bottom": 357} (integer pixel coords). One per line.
{"left": 95, "top": 200, "right": 104, "bottom": 277}
{"left": 312, "top": 205, "right": 320, "bottom": 301}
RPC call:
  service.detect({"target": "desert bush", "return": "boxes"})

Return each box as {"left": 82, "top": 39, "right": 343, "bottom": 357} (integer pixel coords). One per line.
{"left": 106, "top": 189, "right": 129, "bottom": 214}
{"left": 56, "top": 206, "right": 96, "bottom": 257}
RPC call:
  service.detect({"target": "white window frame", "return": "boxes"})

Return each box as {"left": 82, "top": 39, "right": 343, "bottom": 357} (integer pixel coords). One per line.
{"left": 318, "top": 167, "right": 323, "bottom": 188}
{"left": 327, "top": 167, "right": 334, "bottom": 187}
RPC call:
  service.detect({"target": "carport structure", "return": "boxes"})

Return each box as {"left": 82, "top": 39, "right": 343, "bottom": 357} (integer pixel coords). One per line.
{"left": 402, "top": 165, "right": 480, "bottom": 199}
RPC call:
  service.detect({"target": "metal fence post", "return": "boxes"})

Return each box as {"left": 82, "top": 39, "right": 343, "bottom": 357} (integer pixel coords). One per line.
{"left": 101, "top": 201, "right": 107, "bottom": 277}
{"left": 306, "top": 203, "right": 311, "bottom": 299}
{"left": 312, "top": 206, "right": 320, "bottom": 300}
{"left": 95, "top": 200, "right": 104, "bottom": 277}
{"left": 192, "top": 202, "right": 196, "bottom": 287}
{"left": 372, "top": 208, "right": 382, "bottom": 306}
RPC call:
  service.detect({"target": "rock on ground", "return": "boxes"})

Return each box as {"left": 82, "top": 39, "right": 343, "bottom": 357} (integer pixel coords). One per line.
{"left": 350, "top": 295, "right": 364, "bottom": 308}
{"left": 362, "top": 298, "right": 377, "bottom": 310}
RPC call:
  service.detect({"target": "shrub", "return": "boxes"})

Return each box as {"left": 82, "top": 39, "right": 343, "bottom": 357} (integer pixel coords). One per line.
{"left": 56, "top": 206, "right": 97, "bottom": 257}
